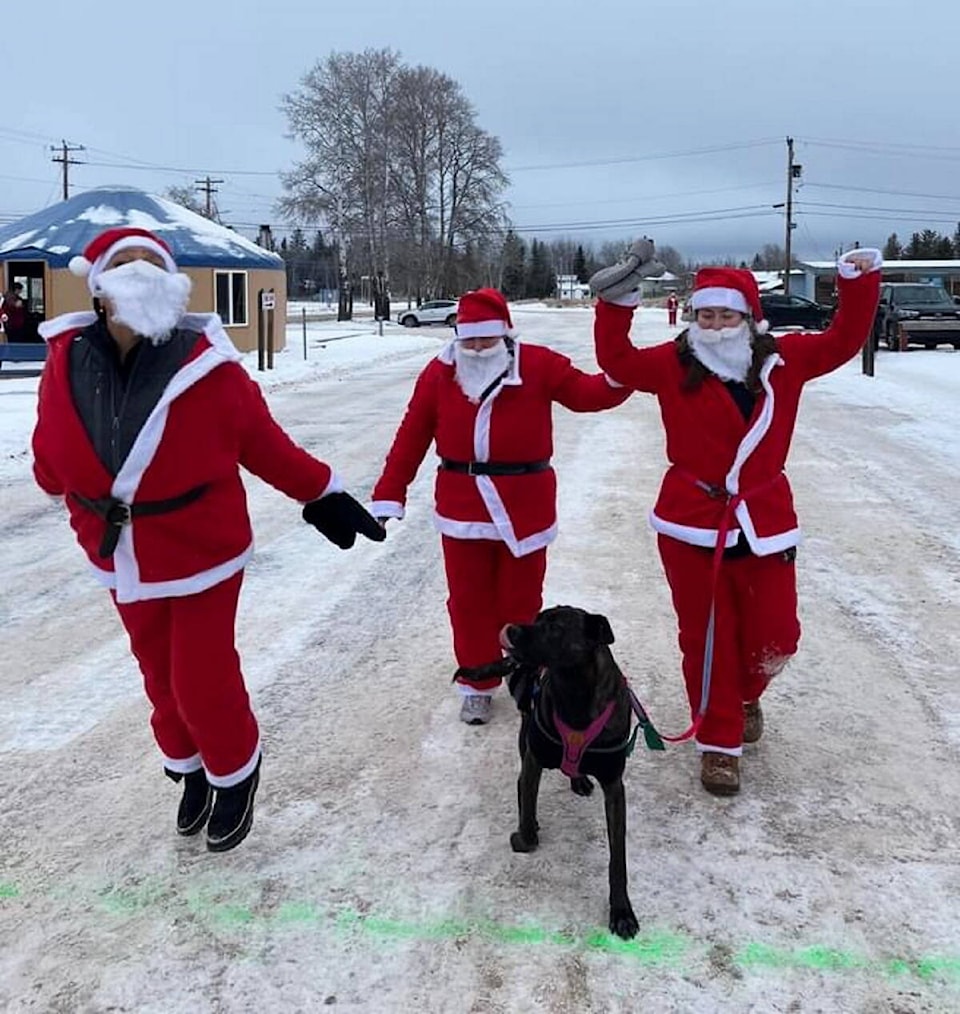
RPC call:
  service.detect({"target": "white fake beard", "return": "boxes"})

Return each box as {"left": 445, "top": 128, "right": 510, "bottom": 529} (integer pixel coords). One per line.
{"left": 453, "top": 341, "right": 511, "bottom": 402}
{"left": 687, "top": 321, "right": 754, "bottom": 383}
{"left": 95, "top": 260, "right": 192, "bottom": 344}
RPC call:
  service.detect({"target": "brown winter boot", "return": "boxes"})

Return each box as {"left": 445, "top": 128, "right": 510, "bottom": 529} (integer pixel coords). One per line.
{"left": 700, "top": 753, "right": 740, "bottom": 796}
{"left": 743, "top": 700, "right": 764, "bottom": 744}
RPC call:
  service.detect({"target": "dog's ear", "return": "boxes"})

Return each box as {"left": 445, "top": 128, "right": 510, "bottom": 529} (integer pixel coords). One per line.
{"left": 585, "top": 612, "right": 615, "bottom": 646}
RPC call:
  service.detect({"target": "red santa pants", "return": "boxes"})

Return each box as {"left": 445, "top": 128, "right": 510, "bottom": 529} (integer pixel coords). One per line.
{"left": 668, "top": 309, "right": 678, "bottom": 325}
{"left": 657, "top": 535, "right": 801, "bottom": 752}
{"left": 113, "top": 571, "right": 260, "bottom": 786}
{"left": 442, "top": 536, "right": 547, "bottom": 691}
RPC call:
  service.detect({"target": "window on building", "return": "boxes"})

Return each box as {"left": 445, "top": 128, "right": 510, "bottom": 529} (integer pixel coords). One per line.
{"left": 215, "top": 271, "right": 248, "bottom": 326}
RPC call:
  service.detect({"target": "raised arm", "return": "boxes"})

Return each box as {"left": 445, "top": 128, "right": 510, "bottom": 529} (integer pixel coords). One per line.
{"left": 779, "top": 248, "right": 882, "bottom": 381}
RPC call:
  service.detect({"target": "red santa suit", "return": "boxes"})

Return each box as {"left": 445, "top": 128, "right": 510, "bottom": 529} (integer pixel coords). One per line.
{"left": 372, "top": 288, "right": 629, "bottom": 692}
{"left": 666, "top": 292, "right": 679, "bottom": 326}
{"left": 33, "top": 308, "right": 337, "bottom": 785}
{"left": 594, "top": 252, "right": 881, "bottom": 754}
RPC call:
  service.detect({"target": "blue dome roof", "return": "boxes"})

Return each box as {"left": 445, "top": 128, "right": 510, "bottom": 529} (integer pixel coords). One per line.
{"left": 0, "top": 186, "right": 283, "bottom": 270}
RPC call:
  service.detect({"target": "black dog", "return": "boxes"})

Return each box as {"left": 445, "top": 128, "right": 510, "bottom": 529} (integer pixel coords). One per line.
{"left": 502, "top": 605, "right": 640, "bottom": 940}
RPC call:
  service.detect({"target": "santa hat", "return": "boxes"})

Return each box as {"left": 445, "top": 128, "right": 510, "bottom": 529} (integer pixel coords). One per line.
{"left": 455, "top": 288, "right": 517, "bottom": 339}
{"left": 69, "top": 227, "right": 178, "bottom": 295}
{"left": 689, "top": 266, "right": 769, "bottom": 334}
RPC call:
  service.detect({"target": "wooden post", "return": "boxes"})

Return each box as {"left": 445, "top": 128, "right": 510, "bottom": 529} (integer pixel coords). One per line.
{"left": 257, "top": 288, "right": 265, "bottom": 372}
{"left": 302, "top": 305, "right": 307, "bottom": 359}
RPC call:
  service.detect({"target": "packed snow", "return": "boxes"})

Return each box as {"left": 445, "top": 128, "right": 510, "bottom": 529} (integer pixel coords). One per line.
{"left": 1, "top": 304, "right": 958, "bottom": 1013}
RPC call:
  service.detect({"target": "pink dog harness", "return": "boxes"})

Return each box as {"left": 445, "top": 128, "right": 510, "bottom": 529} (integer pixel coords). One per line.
{"left": 551, "top": 700, "right": 617, "bottom": 778}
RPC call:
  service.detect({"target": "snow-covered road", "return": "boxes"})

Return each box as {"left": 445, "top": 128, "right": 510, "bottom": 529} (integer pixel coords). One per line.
{"left": 1, "top": 306, "right": 958, "bottom": 1012}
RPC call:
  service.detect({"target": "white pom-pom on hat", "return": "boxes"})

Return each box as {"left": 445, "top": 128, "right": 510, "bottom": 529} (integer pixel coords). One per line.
{"left": 69, "top": 255, "right": 92, "bottom": 277}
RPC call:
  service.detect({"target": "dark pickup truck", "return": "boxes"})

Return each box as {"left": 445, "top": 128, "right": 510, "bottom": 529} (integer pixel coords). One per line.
{"left": 873, "top": 283, "right": 960, "bottom": 351}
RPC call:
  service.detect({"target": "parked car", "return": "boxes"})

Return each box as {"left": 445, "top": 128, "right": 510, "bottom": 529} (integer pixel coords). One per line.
{"left": 873, "top": 283, "right": 960, "bottom": 351}
{"left": 397, "top": 300, "right": 458, "bottom": 327}
{"left": 758, "top": 293, "right": 831, "bottom": 331}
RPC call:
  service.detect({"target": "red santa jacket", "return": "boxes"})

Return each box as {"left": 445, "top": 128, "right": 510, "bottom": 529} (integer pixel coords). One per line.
{"left": 371, "top": 340, "right": 629, "bottom": 557}
{"left": 33, "top": 312, "right": 338, "bottom": 603}
{"left": 594, "top": 267, "right": 881, "bottom": 555}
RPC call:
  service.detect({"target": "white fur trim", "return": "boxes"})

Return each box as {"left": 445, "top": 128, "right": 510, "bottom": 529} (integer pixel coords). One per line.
{"left": 161, "top": 752, "right": 203, "bottom": 775}
{"left": 69, "top": 255, "right": 92, "bottom": 277}
{"left": 456, "top": 320, "right": 509, "bottom": 338}
{"left": 733, "top": 503, "right": 801, "bottom": 556}
{"left": 317, "top": 472, "right": 344, "bottom": 499}
{"left": 604, "top": 373, "right": 626, "bottom": 388}
{"left": 755, "top": 319, "right": 769, "bottom": 334}
{"left": 606, "top": 291, "right": 642, "bottom": 308}
{"left": 112, "top": 546, "right": 254, "bottom": 604}
{"left": 433, "top": 513, "right": 558, "bottom": 556}
{"left": 648, "top": 512, "right": 742, "bottom": 548}
{"left": 370, "top": 499, "right": 404, "bottom": 520}
{"left": 690, "top": 287, "right": 749, "bottom": 313}
{"left": 695, "top": 742, "right": 743, "bottom": 757}
{"left": 724, "top": 355, "right": 781, "bottom": 496}
{"left": 206, "top": 740, "right": 261, "bottom": 789}
{"left": 836, "top": 247, "right": 883, "bottom": 279}
{"left": 38, "top": 311, "right": 97, "bottom": 341}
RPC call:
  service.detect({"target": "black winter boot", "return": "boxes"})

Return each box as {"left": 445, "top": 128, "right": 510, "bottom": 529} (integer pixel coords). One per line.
{"left": 206, "top": 759, "right": 261, "bottom": 853}
{"left": 164, "top": 767, "right": 213, "bottom": 836}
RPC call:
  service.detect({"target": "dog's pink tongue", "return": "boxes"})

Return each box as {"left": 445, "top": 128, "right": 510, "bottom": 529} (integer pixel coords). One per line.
{"left": 499, "top": 625, "right": 514, "bottom": 651}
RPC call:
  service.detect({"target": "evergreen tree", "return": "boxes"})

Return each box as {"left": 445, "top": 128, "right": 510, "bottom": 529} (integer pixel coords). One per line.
{"left": 501, "top": 230, "right": 527, "bottom": 299}
{"left": 882, "top": 233, "right": 903, "bottom": 260}
{"left": 935, "top": 236, "right": 954, "bottom": 259}
{"left": 573, "top": 245, "right": 588, "bottom": 283}
{"left": 525, "top": 240, "right": 555, "bottom": 299}
{"left": 953, "top": 222, "right": 960, "bottom": 258}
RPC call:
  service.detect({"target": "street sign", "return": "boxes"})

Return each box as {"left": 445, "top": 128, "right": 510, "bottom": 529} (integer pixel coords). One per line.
{"left": 260, "top": 290, "right": 276, "bottom": 310}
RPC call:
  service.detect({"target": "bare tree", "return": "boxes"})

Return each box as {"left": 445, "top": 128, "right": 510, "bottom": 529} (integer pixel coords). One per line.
{"left": 280, "top": 50, "right": 508, "bottom": 305}
{"left": 165, "top": 185, "right": 213, "bottom": 219}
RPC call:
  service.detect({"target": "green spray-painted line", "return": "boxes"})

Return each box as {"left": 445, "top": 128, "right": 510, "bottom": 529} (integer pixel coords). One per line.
{"left": 2, "top": 881, "right": 958, "bottom": 984}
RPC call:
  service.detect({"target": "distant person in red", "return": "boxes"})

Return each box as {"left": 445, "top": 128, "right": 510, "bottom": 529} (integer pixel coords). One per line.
{"left": 666, "top": 292, "right": 679, "bottom": 326}
{"left": 1, "top": 282, "right": 27, "bottom": 341}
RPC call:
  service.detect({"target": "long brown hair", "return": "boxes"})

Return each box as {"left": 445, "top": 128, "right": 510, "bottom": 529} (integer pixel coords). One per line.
{"left": 675, "top": 319, "right": 777, "bottom": 393}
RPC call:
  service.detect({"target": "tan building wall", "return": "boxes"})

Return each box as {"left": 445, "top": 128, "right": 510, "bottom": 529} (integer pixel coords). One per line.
{"left": 40, "top": 264, "right": 287, "bottom": 353}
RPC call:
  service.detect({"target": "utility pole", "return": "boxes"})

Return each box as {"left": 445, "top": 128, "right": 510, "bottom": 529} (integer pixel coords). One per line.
{"left": 784, "top": 136, "right": 801, "bottom": 295}
{"left": 50, "top": 140, "right": 85, "bottom": 200}
{"left": 194, "top": 176, "right": 223, "bottom": 219}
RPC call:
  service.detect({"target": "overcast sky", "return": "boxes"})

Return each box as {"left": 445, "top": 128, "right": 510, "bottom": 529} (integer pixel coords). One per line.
{"left": 4, "top": 0, "right": 959, "bottom": 262}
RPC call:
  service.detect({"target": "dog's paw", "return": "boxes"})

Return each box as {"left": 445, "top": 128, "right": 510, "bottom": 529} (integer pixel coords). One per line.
{"left": 609, "top": 902, "right": 639, "bottom": 940}
{"left": 510, "top": 829, "right": 539, "bottom": 853}
{"left": 569, "top": 775, "right": 594, "bottom": 797}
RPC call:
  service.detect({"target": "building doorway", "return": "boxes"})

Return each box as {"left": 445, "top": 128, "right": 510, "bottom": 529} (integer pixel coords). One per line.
{"left": 4, "top": 260, "right": 46, "bottom": 341}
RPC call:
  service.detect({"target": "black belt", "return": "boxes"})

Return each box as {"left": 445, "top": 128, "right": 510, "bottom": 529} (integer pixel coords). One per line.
{"left": 440, "top": 458, "right": 551, "bottom": 476}
{"left": 71, "top": 485, "right": 208, "bottom": 558}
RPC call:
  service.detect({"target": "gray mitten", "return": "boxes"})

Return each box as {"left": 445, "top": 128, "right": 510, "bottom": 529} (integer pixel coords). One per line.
{"left": 589, "top": 237, "right": 666, "bottom": 301}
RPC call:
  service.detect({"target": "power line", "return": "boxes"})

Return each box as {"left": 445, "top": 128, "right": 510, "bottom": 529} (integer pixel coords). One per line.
{"left": 505, "top": 137, "right": 781, "bottom": 173}
{"left": 804, "top": 181, "right": 960, "bottom": 204}
{"left": 510, "top": 179, "right": 781, "bottom": 212}
{"left": 83, "top": 158, "right": 280, "bottom": 177}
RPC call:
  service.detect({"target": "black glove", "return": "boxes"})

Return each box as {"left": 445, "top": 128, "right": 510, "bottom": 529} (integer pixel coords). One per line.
{"left": 302, "top": 491, "right": 387, "bottom": 550}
